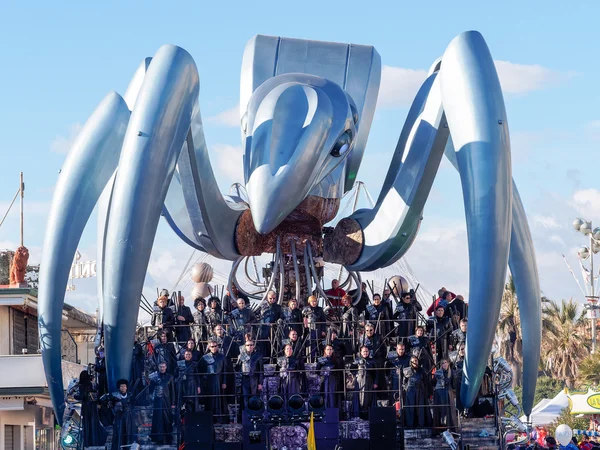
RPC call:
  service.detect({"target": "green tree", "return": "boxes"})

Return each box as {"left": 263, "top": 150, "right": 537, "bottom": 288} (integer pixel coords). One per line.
{"left": 547, "top": 406, "right": 589, "bottom": 438}
{"left": 542, "top": 299, "right": 589, "bottom": 387}
{"left": 497, "top": 275, "right": 523, "bottom": 386}
{"left": 513, "top": 376, "right": 564, "bottom": 409}
{"left": 576, "top": 352, "right": 600, "bottom": 387}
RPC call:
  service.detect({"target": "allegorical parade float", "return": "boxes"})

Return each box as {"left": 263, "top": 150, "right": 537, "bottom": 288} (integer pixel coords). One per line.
{"left": 35, "top": 30, "right": 546, "bottom": 449}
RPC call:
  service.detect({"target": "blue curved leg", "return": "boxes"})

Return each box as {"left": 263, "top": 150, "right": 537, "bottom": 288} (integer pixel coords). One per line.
{"left": 38, "top": 92, "right": 130, "bottom": 424}
{"left": 440, "top": 31, "right": 513, "bottom": 408}
{"left": 509, "top": 187, "right": 541, "bottom": 416}
{"left": 102, "top": 44, "right": 199, "bottom": 389}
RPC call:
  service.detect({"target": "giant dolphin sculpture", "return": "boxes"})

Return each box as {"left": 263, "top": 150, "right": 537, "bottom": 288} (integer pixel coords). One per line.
{"left": 38, "top": 31, "right": 541, "bottom": 423}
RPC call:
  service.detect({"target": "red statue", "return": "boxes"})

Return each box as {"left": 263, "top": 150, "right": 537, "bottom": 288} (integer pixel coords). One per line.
{"left": 10, "top": 246, "right": 29, "bottom": 285}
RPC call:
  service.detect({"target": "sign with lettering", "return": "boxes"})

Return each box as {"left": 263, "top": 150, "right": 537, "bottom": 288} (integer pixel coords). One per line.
{"left": 66, "top": 251, "right": 97, "bottom": 291}
{"left": 69, "top": 260, "right": 97, "bottom": 279}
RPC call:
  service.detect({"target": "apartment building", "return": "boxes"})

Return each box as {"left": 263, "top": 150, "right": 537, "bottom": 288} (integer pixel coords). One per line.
{"left": 0, "top": 287, "right": 97, "bottom": 450}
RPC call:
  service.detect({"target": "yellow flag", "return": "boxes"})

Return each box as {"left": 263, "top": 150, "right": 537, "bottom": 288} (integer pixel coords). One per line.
{"left": 307, "top": 412, "right": 317, "bottom": 450}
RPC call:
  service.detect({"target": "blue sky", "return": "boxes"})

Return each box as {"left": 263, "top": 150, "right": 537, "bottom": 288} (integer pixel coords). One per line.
{"left": 0, "top": 1, "right": 598, "bottom": 314}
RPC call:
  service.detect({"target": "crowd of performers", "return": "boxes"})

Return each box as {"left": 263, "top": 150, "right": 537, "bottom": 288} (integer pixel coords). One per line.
{"left": 76, "top": 283, "right": 492, "bottom": 448}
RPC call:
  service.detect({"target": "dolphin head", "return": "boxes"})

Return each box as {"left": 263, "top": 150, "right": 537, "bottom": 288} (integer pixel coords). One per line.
{"left": 243, "top": 73, "right": 358, "bottom": 234}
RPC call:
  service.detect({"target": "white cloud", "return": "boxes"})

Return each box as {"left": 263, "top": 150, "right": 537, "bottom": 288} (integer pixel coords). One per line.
{"left": 212, "top": 144, "right": 244, "bottom": 184}
{"left": 377, "top": 60, "right": 565, "bottom": 108}
{"left": 494, "top": 60, "right": 563, "bottom": 94}
{"left": 572, "top": 188, "right": 600, "bottom": 218}
{"left": 0, "top": 200, "right": 50, "bottom": 218}
{"left": 207, "top": 104, "right": 240, "bottom": 128}
{"left": 532, "top": 214, "right": 563, "bottom": 230}
{"left": 377, "top": 66, "right": 428, "bottom": 108}
{"left": 406, "top": 220, "right": 470, "bottom": 297}
{"left": 50, "top": 123, "right": 83, "bottom": 154}
{"left": 147, "top": 249, "right": 181, "bottom": 287}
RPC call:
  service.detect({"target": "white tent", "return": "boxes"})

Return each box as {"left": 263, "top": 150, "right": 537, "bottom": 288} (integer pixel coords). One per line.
{"left": 520, "top": 390, "right": 570, "bottom": 426}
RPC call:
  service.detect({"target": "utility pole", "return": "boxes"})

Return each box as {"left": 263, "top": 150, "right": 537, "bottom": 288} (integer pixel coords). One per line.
{"left": 573, "top": 217, "right": 600, "bottom": 354}
{"left": 20, "top": 172, "right": 24, "bottom": 247}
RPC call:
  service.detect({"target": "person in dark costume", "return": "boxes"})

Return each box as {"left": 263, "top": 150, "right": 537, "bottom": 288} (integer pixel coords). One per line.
{"left": 303, "top": 295, "right": 327, "bottom": 360}
{"left": 205, "top": 297, "right": 223, "bottom": 330}
{"left": 213, "top": 324, "right": 239, "bottom": 407}
{"left": 223, "top": 285, "right": 249, "bottom": 313}
{"left": 153, "top": 331, "right": 177, "bottom": 375}
{"left": 447, "top": 294, "right": 467, "bottom": 325}
{"left": 259, "top": 290, "right": 282, "bottom": 359}
{"left": 130, "top": 341, "right": 146, "bottom": 398}
{"left": 317, "top": 344, "right": 340, "bottom": 408}
{"left": 329, "top": 329, "right": 348, "bottom": 365}
{"left": 76, "top": 370, "right": 107, "bottom": 447}
{"left": 284, "top": 298, "right": 304, "bottom": 337}
{"left": 358, "top": 323, "right": 387, "bottom": 401}
{"left": 386, "top": 342, "right": 411, "bottom": 406}
{"left": 236, "top": 340, "right": 263, "bottom": 410}
{"left": 149, "top": 361, "right": 175, "bottom": 444}
{"left": 178, "top": 338, "right": 201, "bottom": 362}
{"left": 109, "top": 379, "right": 137, "bottom": 450}
{"left": 366, "top": 294, "right": 391, "bottom": 340}
{"left": 95, "top": 346, "right": 108, "bottom": 397}
{"left": 177, "top": 349, "right": 201, "bottom": 413}
{"left": 172, "top": 295, "right": 194, "bottom": 345}
{"left": 277, "top": 344, "right": 304, "bottom": 401}
{"left": 192, "top": 298, "right": 208, "bottom": 352}
{"left": 152, "top": 295, "right": 175, "bottom": 341}
{"left": 428, "top": 305, "right": 453, "bottom": 360}
{"left": 451, "top": 344, "right": 466, "bottom": 416}
{"left": 432, "top": 359, "right": 455, "bottom": 430}
{"left": 200, "top": 339, "right": 227, "bottom": 423}
{"left": 350, "top": 346, "right": 378, "bottom": 419}
{"left": 358, "top": 323, "right": 386, "bottom": 364}
{"left": 229, "top": 298, "right": 257, "bottom": 342}
{"left": 281, "top": 328, "right": 305, "bottom": 359}
{"left": 408, "top": 326, "right": 434, "bottom": 376}
{"left": 394, "top": 292, "right": 422, "bottom": 340}
{"left": 339, "top": 294, "right": 358, "bottom": 349}
{"left": 450, "top": 319, "right": 467, "bottom": 351}
{"left": 348, "top": 282, "right": 370, "bottom": 316}
{"left": 402, "top": 356, "right": 429, "bottom": 428}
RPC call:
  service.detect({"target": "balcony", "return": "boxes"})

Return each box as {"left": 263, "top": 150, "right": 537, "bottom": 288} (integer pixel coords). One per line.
{"left": 0, "top": 354, "right": 85, "bottom": 394}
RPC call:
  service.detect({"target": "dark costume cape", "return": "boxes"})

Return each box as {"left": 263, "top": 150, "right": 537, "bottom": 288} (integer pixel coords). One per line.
{"left": 110, "top": 392, "right": 136, "bottom": 450}
{"left": 277, "top": 355, "right": 304, "bottom": 400}
{"left": 200, "top": 352, "right": 227, "bottom": 422}
{"left": 76, "top": 382, "right": 107, "bottom": 446}
{"left": 317, "top": 355, "right": 340, "bottom": 408}
{"left": 402, "top": 365, "right": 429, "bottom": 427}
{"left": 351, "top": 357, "right": 378, "bottom": 415}
{"left": 172, "top": 303, "right": 194, "bottom": 345}
{"left": 149, "top": 372, "right": 175, "bottom": 444}
{"left": 432, "top": 368, "right": 455, "bottom": 428}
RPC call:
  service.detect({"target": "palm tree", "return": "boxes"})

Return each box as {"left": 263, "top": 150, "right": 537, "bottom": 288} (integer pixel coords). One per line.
{"left": 577, "top": 353, "right": 600, "bottom": 387}
{"left": 497, "top": 275, "right": 523, "bottom": 386}
{"left": 541, "top": 298, "right": 590, "bottom": 387}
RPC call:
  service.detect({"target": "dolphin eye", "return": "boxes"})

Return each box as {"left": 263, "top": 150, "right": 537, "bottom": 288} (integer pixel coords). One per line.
{"left": 331, "top": 131, "right": 353, "bottom": 157}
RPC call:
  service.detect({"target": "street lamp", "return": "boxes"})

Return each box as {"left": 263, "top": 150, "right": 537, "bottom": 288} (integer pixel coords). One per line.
{"left": 573, "top": 217, "right": 600, "bottom": 353}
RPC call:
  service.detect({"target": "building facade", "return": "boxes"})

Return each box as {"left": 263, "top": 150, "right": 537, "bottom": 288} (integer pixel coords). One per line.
{"left": 0, "top": 288, "right": 96, "bottom": 450}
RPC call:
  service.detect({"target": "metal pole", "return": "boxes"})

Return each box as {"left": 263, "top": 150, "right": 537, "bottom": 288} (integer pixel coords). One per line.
{"left": 19, "top": 172, "right": 24, "bottom": 247}
{"left": 591, "top": 228, "right": 596, "bottom": 354}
